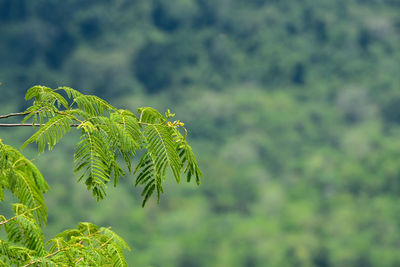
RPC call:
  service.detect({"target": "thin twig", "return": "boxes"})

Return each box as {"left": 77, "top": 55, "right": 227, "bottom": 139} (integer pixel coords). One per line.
{"left": 0, "top": 122, "right": 163, "bottom": 127}
{"left": 75, "top": 257, "right": 84, "bottom": 265}
{"left": 0, "top": 112, "right": 30, "bottom": 120}
{"left": 0, "top": 123, "right": 80, "bottom": 127}
{"left": 0, "top": 206, "right": 41, "bottom": 226}
{"left": 22, "top": 248, "right": 67, "bottom": 267}
{"left": 98, "top": 236, "right": 114, "bottom": 250}
{"left": 0, "top": 112, "right": 178, "bottom": 129}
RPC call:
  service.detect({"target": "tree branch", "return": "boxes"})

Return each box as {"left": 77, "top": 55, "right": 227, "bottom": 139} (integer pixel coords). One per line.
{"left": 0, "top": 112, "right": 30, "bottom": 120}
{"left": 0, "top": 123, "right": 80, "bottom": 127}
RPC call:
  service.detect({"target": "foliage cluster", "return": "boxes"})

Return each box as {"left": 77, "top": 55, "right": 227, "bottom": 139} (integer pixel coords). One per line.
{"left": 0, "top": 86, "right": 201, "bottom": 265}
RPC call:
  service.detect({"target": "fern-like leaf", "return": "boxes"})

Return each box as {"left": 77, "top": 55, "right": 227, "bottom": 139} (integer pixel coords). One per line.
{"left": 46, "top": 237, "right": 67, "bottom": 252}
{"left": 21, "top": 114, "right": 73, "bottom": 153}
{"left": 102, "top": 111, "right": 142, "bottom": 173}
{"left": 77, "top": 222, "right": 99, "bottom": 235}
{"left": 134, "top": 152, "right": 162, "bottom": 207}
{"left": 134, "top": 125, "right": 187, "bottom": 206}
{"left": 0, "top": 142, "right": 48, "bottom": 224}
{"left": 100, "top": 227, "right": 130, "bottom": 250}
{"left": 55, "top": 229, "right": 83, "bottom": 240}
{"left": 0, "top": 241, "right": 31, "bottom": 266}
{"left": 58, "top": 86, "right": 83, "bottom": 100}
{"left": 26, "top": 256, "right": 58, "bottom": 267}
{"left": 74, "top": 128, "right": 114, "bottom": 200}
{"left": 178, "top": 141, "right": 203, "bottom": 185}
{"left": 145, "top": 124, "right": 182, "bottom": 182}
{"left": 73, "top": 95, "right": 115, "bottom": 116}
{"left": 107, "top": 243, "right": 128, "bottom": 267}
{"left": 46, "top": 222, "right": 129, "bottom": 266}
{"left": 138, "top": 107, "right": 165, "bottom": 123}
{"left": 25, "top": 85, "right": 69, "bottom": 109}
{"left": 4, "top": 204, "right": 45, "bottom": 256}
{"left": 22, "top": 104, "right": 58, "bottom": 125}
{"left": 173, "top": 130, "right": 203, "bottom": 184}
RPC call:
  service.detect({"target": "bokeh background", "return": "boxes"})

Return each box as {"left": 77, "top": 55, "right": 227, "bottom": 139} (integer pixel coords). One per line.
{"left": 1, "top": 0, "right": 400, "bottom": 266}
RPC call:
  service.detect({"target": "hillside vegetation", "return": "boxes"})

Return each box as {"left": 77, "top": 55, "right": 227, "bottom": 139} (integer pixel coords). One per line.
{"left": 1, "top": 1, "right": 400, "bottom": 266}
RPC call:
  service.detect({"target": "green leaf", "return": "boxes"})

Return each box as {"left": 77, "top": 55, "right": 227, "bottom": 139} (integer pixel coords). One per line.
{"left": 145, "top": 124, "right": 182, "bottom": 182}
{"left": 107, "top": 244, "right": 128, "bottom": 267}
{"left": 179, "top": 141, "right": 203, "bottom": 185}
{"left": 4, "top": 204, "right": 45, "bottom": 256}
{"left": 21, "top": 114, "right": 73, "bottom": 153}
{"left": 100, "top": 227, "right": 130, "bottom": 250}
{"left": 174, "top": 131, "right": 203, "bottom": 185}
{"left": 73, "top": 95, "right": 115, "bottom": 116}
{"left": 134, "top": 152, "right": 162, "bottom": 207}
{"left": 74, "top": 128, "right": 114, "bottom": 200}
{"left": 0, "top": 142, "right": 49, "bottom": 224}
{"left": 25, "top": 85, "right": 69, "bottom": 109}
{"left": 137, "top": 107, "right": 165, "bottom": 123}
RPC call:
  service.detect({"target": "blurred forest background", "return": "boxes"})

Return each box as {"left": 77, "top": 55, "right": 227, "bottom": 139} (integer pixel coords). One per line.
{"left": 1, "top": 0, "right": 400, "bottom": 266}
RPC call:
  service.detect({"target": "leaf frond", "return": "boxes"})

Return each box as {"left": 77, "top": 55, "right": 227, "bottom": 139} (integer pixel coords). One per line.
{"left": 0, "top": 142, "right": 48, "bottom": 224}
{"left": 4, "top": 204, "right": 45, "bottom": 256}
{"left": 134, "top": 152, "right": 161, "bottom": 207}
{"left": 175, "top": 132, "right": 203, "bottom": 185}
{"left": 21, "top": 114, "right": 73, "bottom": 153}
{"left": 100, "top": 227, "right": 130, "bottom": 250}
{"left": 74, "top": 128, "right": 113, "bottom": 200}
{"left": 73, "top": 95, "right": 116, "bottom": 116}
{"left": 145, "top": 124, "right": 182, "bottom": 182}
{"left": 107, "top": 243, "right": 128, "bottom": 267}
{"left": 0, "top": 241, "right": 32, "bottom": 265}
{"left": 25, "top": 85, "right": 68, "bottom": 109}
{"left": 137, "top": 107, "right": 165, "bottom": 123}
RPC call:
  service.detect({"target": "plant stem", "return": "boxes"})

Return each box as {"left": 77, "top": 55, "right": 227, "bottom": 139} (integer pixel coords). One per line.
{"left": 0, "top": 206, "right": 41, "bottom": 226}
{"left": 0, "top": 123, "right": 80, "bottom": 127}
{"left": 22, "top": 248, "right": 67, "bottom": 267}
{"left": 0, "top": 112, "right": 30, "bottom": 120}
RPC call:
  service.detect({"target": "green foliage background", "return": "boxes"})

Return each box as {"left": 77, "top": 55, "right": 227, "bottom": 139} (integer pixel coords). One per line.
{"left": 1, "top": 0, "right": 400, "bottom": 266}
